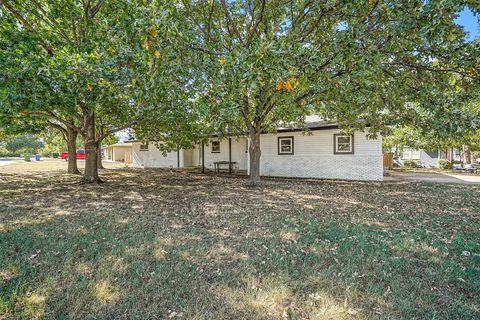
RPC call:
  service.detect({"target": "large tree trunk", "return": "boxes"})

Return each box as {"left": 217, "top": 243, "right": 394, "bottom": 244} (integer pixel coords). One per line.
{"left": 66, "top": 127, "right": 80, "bottom": 174}
{"left": 82, "top": 112, "right": 102, "bottom": 183}
{"left": 248, "top": 131, "right": 261, "bottom": 186}
{"left": 463, "top": 145, "right": 472, "bottom": 164}
{"left": 97, "top": 141, "right": 105, "bottom": 169}
{"left": 440, "top": 147, "right": 448, "bottom": 160}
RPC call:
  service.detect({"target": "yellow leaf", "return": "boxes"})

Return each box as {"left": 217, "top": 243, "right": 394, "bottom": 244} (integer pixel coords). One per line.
{"left": 98, "top": 79, "right": 109, "bottom": 87}
{"left": 284, "top": 80, "right": 293, "bottom": 91}
{"left": 275, "top": 80, "right": 283, "bottom": 91}
{"left": 87, "top": 84, "right": 93, "bottom": 91}
{"left": 148, "top": 26, "right": 157, "bottom": 38}
{"left": 154, "top": 50, "right": 161, "bottom": 59}
{"left": 219, "top": 57, "right": 226, "bottom": 65}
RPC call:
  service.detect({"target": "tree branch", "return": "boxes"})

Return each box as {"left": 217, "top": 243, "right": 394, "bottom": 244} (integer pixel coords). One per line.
{"left": 1, "top": 1, "right": 55, "bottom": 55}
{"left": 220, "top": 0, "right": 244, "bottom": 45}
{"left": 97, "top": 121, "right": 136, "bottom": 142}
{"left": 245, "top": 0, "right": 266, "bottom": 47}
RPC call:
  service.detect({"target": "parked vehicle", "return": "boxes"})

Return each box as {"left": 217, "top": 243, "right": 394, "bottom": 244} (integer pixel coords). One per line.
{"left": 452, "top": 163, "right": 477, "bottom": 174}
{"left": 59, "top": 150, "right": 86, "bottom": 161}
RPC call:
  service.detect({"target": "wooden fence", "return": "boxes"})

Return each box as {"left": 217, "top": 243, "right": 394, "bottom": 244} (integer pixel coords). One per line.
{"left": 383, "top": 152, "right": 394, "bottom": 170}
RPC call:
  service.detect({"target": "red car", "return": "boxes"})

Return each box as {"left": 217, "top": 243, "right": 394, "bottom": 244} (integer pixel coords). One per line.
{"left": 59, "top": 150, "right": 86, "bottom": 161}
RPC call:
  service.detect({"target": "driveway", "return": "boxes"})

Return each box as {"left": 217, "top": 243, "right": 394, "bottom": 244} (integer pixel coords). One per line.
{"left": 0, "top": 159, "right": 16, "bottom": 167}
{"left": 386, "top": 171, "right": 480, "bottom": 184}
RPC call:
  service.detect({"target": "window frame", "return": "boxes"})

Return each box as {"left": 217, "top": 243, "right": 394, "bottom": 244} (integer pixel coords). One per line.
{"left": 277, "top": 136, "right": 294, "bottom": 155}
{"left": 211, "top": 141, "right": 220, "bottom": 153}
{"left": 333, "top": 134, "right": 354, "bottom": 154}
{"left": 139, "top": 143, "right": 149, "bottom": 151}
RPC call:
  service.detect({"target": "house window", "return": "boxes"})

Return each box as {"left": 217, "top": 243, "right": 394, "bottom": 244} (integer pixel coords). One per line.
{"left": 211, "top": 141, "right": 220, "bottom": 153}
{"left": 139, "top": 143, "right": 149, "bottom": 151}
{"left": 278, "top": 136, "right": 294, "bottom": 155}
{"left": 334, "top": 134, "right": 354, "bottom": 154}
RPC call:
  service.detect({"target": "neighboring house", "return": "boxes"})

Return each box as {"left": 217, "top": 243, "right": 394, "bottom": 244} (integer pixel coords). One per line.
{"left": 124, "top": 117, "right": 384, "bottom": 181}
{"left": 103, "top": 143, "right": 133, "bottom": 163}
{"left": 440, "top": 148, "right": 463, "bottom": 162}
{"left": 399, "top": 148, "right": 440, "bottom": 168}
{"left": 398, "top": 147, "right": 462, "bottom": 167}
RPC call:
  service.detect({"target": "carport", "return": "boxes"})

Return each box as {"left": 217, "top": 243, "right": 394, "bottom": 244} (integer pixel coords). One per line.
{"left": 103, "top": 143, "right": 133, "bottom": 163}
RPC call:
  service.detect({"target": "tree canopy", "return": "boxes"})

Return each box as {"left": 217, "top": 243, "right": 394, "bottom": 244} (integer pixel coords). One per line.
{"left": 177, "top": 0, "right": 479, "bottom": 184}
{"left": 0, "top": 1, "right": 184, "bottom": 181}
{"left": 1, "top": 1, "right": 479, "bottom": 184}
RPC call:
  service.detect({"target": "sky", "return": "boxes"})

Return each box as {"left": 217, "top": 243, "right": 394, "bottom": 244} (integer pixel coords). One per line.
{"left": 454, "top": 7, "right": 479, "bottom": 41}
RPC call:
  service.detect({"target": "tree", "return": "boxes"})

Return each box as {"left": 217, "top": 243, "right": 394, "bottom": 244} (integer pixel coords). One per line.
{"left": 97, "top": 131, "right": 118, "bottom": 169}
{"left": 0, "top": 1, "right": 154, "bottom": 182}
{"left": 0, "top": 16, "right": 84, "bottom": 173}
{"left": 122, "top": 3, "right": 207, "bottom": 157}
{"left": 181, "top": 0, "right": 479, "bottom": 185}
{"left": 1, "top": 1, "right": 206, "bottom": 182}
{"left": 4, "top": 134, "right": 43, "bottom": 155}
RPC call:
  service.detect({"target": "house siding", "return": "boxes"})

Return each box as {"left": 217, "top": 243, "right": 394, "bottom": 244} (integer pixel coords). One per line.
{"left": 132, "top": 142, "right": 181, "bottom": 168}
{"left": 202, "top": 138, "right": 248, "bottom": 171}
{"left": 259, "top": 130, "right": 383, "bottom": 181}
{"left": 128, "top": 129, "right": 383, "bottom": 181}
{"left": 111, "top": 147, "right": 131, "bottom": 162}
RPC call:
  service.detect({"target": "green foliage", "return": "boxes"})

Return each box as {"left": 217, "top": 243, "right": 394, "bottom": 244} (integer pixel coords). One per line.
{"left": 0, "top": 1, "right": 174, "bottom": 181}
{"left": 0, "top": 146, "right": 10, "bottom": 157}
{"left": 2, "top": 135, "right": 43, "bottom": 156}
{"left": 39, "top": 129, "right": 83, "bottom": 155}
{"left": 182, "top": 1, "right": 480, "bottom": 136}
{"left": 439, "top": 159, "right": 452, "bottom": 170}
{"left": 384, "top": 125, "right": 480, "bottom": 152}
{"left": 403, "top": 159, "right": 422, "bottom": 168}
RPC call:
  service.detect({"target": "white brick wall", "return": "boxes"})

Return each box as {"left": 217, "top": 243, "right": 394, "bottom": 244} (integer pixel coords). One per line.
{"left": 132, "top": 142, "right": 181, "bottom": 168}
{"left": 133, "top": 130, "right": 383, "bottom": 181}
{"left": 201, "top": 138, "right": 248, "bottom": 171}
{"left": 259, "top": 130, "right": 383, "bottom": 181}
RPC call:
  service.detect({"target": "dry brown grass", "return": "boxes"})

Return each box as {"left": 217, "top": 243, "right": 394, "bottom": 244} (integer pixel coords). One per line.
{"left": 0, "top": 164, "right": 479, "bottom": 319}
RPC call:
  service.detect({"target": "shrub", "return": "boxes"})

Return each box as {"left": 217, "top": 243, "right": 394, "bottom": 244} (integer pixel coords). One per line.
{"left": 0, "top": 146, "right": 11, "bottom": 157}
{"left": 52, "top": 152, "right": 59, "bottom": 159}
{"left": 438, "top": 159, "right": 451, "bottom": 170}
{"left": 403, "top": 159, "right": 421, "bottom": 168}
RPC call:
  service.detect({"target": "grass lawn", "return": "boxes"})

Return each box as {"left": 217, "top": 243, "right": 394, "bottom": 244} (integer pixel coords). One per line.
{"left": 0, "top": 164, "right": 479, "bottom": 319}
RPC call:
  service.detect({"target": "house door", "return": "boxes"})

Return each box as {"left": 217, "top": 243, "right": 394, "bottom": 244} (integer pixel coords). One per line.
{"left": 183, "top": 149, "right": 194, "bottom": 167}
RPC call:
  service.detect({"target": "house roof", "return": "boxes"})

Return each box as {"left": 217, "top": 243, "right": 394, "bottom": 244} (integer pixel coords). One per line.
{"left": 105, "top": 142, "right": 133, "bottom": 148}
{"left": 277, "top": 116, "right": 338, "bottom": 132}
{"left": 277, "top": 121, "right": 338, "bottom": 132}
{"left": 126, "top": 116, "right": 340, "bottom": 142}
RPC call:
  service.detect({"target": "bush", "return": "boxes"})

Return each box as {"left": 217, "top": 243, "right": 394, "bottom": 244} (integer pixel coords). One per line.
{"left": 403, "top": 159, "right": 421, "bottom": 168}
{"left": 52, "top": 152, "right": 59, "bottom": 159}
{"left": 0, "top": 146, "right": 11, "bottom": 157}
{"left": 438, "top": 159, "right": 451, "bottom": 170}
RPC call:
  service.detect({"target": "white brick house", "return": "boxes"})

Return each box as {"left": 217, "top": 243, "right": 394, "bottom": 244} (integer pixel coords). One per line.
{"left": 126, "top": 118, "right": 384, "bottom": 181}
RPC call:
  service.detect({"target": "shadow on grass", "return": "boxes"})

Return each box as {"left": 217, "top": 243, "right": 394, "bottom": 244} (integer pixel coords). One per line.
{"left": 1, "top": 169, "right": 479, "bottom": 319}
